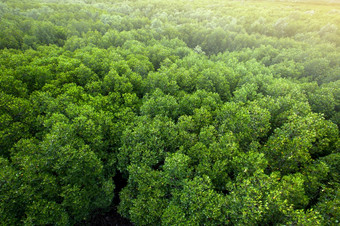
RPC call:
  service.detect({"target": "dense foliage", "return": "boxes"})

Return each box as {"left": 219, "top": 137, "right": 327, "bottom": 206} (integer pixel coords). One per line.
{"left": 1, "top": 0, "right": 339, "bottom": 225}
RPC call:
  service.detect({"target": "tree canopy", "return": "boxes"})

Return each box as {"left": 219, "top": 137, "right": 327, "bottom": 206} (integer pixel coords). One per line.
{"left": 0, "top": 0, "right": 339, "bottom": 225}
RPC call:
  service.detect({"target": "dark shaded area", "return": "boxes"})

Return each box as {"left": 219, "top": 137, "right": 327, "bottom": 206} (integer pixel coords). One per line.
{"left": 89, "top": 209, "right": 133, "bottom": 226}
{"left": 305, "top": 188, "right": 322, "bottom": 211}
{"left": 89, "top": 172, "right": 133, "bottom": 226}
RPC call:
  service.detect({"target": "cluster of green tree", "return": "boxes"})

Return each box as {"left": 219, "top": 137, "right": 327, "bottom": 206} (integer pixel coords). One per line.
{"left": 1, "top": 0, "right": 339, "bottom": 225}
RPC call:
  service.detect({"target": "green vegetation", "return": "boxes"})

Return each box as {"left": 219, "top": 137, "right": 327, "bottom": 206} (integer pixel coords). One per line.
{"left": 1, "top": 0, "right": 339, "bottom": 225}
